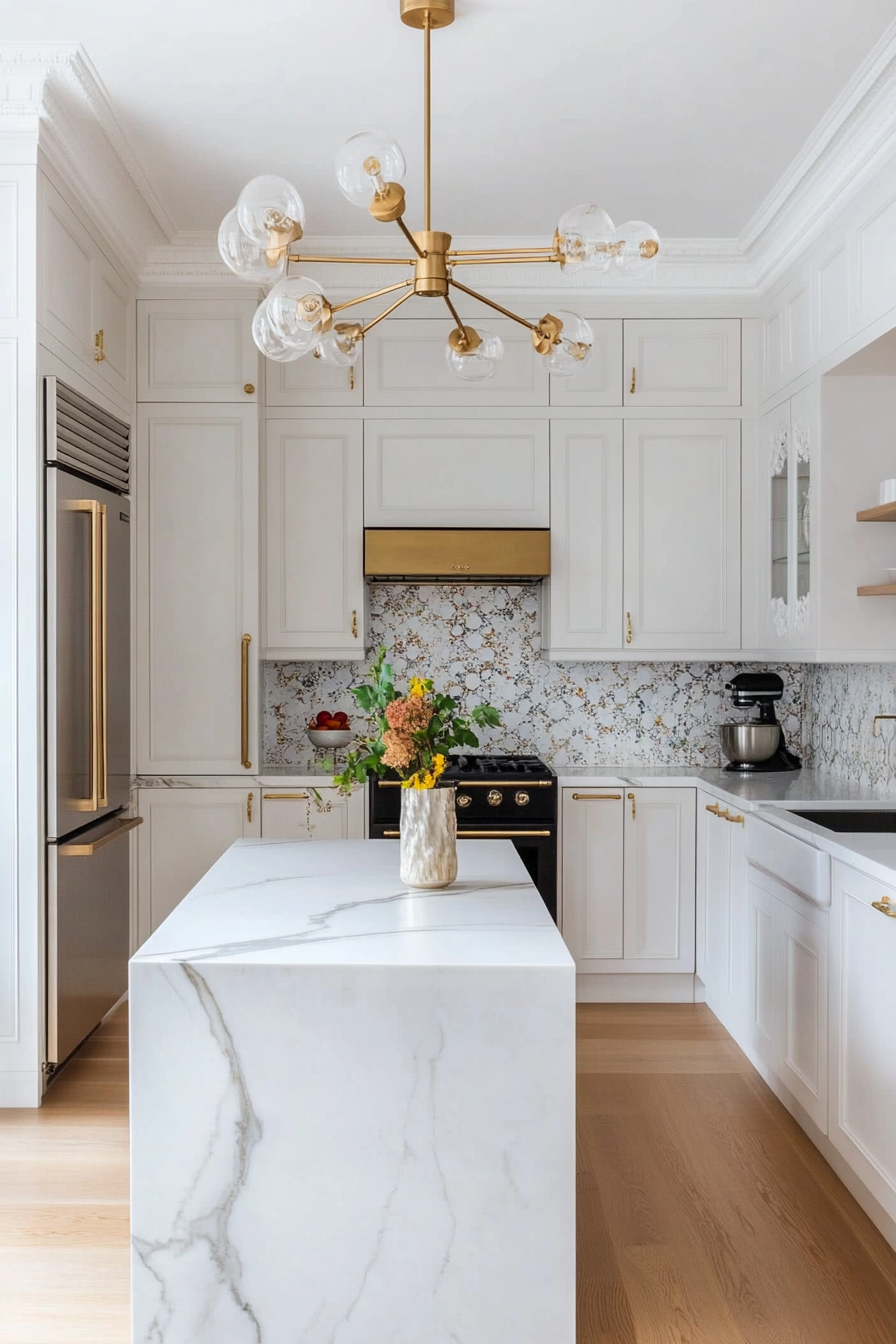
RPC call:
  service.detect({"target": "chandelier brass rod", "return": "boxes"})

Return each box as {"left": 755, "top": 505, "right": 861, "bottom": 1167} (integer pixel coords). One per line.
{"left": 287, "top": 254, "right": 415, "bottom": 266}
{"left": 330, "top": 280, "right": 414, "bottom": 315}
{"left": 424, "top": 9, "right": 432, "bottom": 231}
{"left": 448, "top": 247, "right": 558, "bottom": 256}
{"left": 448, "top": 278, "right": 537, "bottom": 331}
{"left": 443, "top": 292, "right": 470, "bottom": 339}
{"left": 359, "top": 286, "right": 417, "bottom": 335}
{"left": 396, "top": 216, "right": 426, "bottom": 258}
{"left": 449, "top": 257, "right": 559, "bottom": 266}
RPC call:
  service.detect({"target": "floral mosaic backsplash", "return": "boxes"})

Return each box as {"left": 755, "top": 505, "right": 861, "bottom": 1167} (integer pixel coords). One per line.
{"left": 803, "top": 663, "right": 896, "bottom": 786}
{"left": 263, "top": 585, "right": 804, "bottom": 770}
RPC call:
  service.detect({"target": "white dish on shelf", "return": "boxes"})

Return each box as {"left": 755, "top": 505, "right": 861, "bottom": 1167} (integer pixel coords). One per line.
{"left": 307, "top": 728, "right": 353, "bottom": 749}
{"left": 885, "top": 568, "right": 896, "bottom": 584}
{"left": 880, "top": 479, "right": 896, "bottom": 505}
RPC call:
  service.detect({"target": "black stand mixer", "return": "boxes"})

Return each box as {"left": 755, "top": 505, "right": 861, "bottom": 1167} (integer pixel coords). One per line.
{"left": 722, "top": 672, "right": 802, "bottom": 773}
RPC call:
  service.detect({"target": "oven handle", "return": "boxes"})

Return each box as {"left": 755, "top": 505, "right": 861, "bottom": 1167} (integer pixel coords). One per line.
{"left": 382, "top": 829, "right": 552, "bottom": 839}
{"left": 377, "top": 780, "right": 552, "bottom": 788}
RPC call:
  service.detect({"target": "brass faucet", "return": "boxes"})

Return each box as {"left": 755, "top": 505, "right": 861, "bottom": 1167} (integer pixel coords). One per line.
{"left": 872, "top": 714, "right": 896, "bottom": 736}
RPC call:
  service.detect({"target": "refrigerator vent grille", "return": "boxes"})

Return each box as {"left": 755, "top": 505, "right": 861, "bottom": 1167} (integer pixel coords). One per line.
{"left": 46, "top": 378, "right": 130, "bottom": 493}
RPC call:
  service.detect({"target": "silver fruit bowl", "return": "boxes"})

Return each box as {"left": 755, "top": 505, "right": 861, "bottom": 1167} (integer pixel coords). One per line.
{"left": 719, "top": 722, "right": 780, "bottom": 765}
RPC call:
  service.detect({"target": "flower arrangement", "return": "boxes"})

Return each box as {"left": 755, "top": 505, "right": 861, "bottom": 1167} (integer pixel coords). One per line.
{"left": 333, "top": 646, "right": 501, "bottom": 794}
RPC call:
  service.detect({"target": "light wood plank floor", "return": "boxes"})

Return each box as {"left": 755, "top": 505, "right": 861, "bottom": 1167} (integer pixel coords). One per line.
{"left": 1, "top": 1001, "right": 894, "bottom": 1341}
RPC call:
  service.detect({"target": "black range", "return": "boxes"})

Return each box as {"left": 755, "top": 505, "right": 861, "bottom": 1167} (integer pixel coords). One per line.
{"left": 368, "top": 754, "right": 558, "bottom": 920}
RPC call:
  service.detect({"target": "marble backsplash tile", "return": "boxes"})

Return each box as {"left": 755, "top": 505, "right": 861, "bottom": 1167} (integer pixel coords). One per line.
{"left": 803, "top": 663, "right": 896, "bottom": 785}
{"left": 263, "top": 585, "right": 803, "bottom": 771}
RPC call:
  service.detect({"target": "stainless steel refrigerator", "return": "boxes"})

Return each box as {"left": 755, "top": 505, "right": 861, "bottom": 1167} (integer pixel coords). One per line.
{"left": 45, "top": 377, "right": 140, "bottom": 1065}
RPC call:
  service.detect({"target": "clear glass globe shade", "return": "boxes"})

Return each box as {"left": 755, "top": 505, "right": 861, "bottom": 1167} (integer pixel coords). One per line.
{"left": 542, "top": 311, "right": 594, "bottom": 377}
{"left": 265, "top": 276, "right": 327, "bottom": 353}
{"left": 444, "top": 327, "right": 504, "bottom": 383}
{"left": 557, "top": 203, "right": 615, "bottom": 273}
{"left": 236, "top": 175, "right": 306, "bottom": 248}
{"left": 335, "top": 131, "right": 406, "bottom": 207}
{"left": 316, "top": 324, "right": 361, "bottom": 368}
{"left": 218, "top": 207, "right": 286, "bottom": 283}
{"left": 615, "top": 220, "right": 661, "bottom": 278}
{"left": 252, "top": 300, "right": 306, "bottom": 363}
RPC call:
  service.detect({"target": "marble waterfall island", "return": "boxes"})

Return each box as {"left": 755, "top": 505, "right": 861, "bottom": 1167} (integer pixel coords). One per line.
{"left": 129, "top": 839, "right": 575, "bottom": 1344}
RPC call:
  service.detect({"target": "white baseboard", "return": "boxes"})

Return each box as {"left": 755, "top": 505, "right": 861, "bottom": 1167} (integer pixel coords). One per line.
{"left": 0, "top": 1070, "right": 43, "bottom": 1108}
{"left": 576, "top": 973, "right": 696, "bottom": 1003}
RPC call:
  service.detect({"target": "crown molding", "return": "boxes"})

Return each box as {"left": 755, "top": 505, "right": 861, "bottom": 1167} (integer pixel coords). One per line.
{"left": 0, "top": 44, "right": 171, "bottom": 280}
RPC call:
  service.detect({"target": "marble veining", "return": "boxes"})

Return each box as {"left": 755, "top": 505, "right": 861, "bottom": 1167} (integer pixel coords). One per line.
{"left": 264, "top": 585, "right": 803, "bottom": 770}
{"left": 804, "top": 663, "right": 896, "bottom": 786}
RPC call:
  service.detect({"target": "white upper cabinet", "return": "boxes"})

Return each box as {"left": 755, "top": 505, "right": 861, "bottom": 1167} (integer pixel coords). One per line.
{"left": 363, "top": 319, "right": 548, "bottom": 406}
{"left": 624, "top": 319, "right": 741, "bottom": 406}
{"left": 548, "top": 319, "right": 623, "bottom": 406}
{"left": 623, "top": 419, "right": 741, "bottom": 650}
{"left": 546, "top": 420, "right": 623, "bottom": 654}
{"left": 364, "top": 419, "right": 550, "bottom": 527}
{"left": 264, "top": 419, "right": 366, "bottom": 660}
{"left": 137, "top": 300, "right": 259, "bottom": 402}
{"left": 265, "top": 351, "right": 362, "bottom": 407}
{"left": 136, "top": 404, "right": 259, "bottom": 774}
{"left": 39, "top": 177, "right": 134, "bottom": 404}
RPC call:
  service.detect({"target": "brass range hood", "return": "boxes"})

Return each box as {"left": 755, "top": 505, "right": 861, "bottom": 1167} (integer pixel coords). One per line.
{"left": 364, "top": 529, "right": 551, "bottom": 583}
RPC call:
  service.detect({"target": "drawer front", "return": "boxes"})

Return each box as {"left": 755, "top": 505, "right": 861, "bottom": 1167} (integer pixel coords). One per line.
{"left": 745, "top": 817, "right": 831, "bottom": 908}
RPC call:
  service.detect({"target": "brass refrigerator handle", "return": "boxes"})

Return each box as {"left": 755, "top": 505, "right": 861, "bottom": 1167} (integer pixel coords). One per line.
{"left": 59, "top": 815, "right": 143, "bottom": 856}
{"left": 98, "top": 502, "right": 108, "bottom": 807}
{"left": 377, "top": 779, "right": 552, "bottom": 788}
{"left": 241, "top": 634, "right": 252, "bottom": 769}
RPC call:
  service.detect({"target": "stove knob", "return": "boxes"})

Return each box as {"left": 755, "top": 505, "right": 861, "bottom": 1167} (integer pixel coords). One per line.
{"left": 457, "top": 793, "right": 472, "bottom": 809}
{"left": 487, "top": 789, "right": 503, "bottom": 807}
{"left": 515, "top": 791, "right": 530, "bottom": 807}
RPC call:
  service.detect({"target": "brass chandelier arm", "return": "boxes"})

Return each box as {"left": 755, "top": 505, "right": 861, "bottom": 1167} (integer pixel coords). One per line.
{"left": 448, "top": 278, "right": 537, "bottom": 332}
{"left": 359, "top": 285, "right": 417, "bottom": 335}
{"left": 287, "top": 254, "right": 415, "bottom": 266}
{"left": 449, "top": 246, "right": 559, "bottom": 256}
{"left": 443, "top": 292, "right": 470, "bottom": 339}
{"left": 396, "top": 216, "right": 426, "bottom": 257}
{"left": 330, "top": 280, "right": 414, "bottom": 316}
{"left": 449, "top": 256, "right": 560, "bottom": 266}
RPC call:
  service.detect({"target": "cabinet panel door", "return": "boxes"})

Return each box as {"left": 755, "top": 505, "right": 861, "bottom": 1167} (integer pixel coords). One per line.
{"left": 547, "top": 421, "right": 623, "bottom": 653}
{"left": 261, "top": 788, "right": 366, "bottom": 840}
{"left": 265, "top": 353, "right": 362, "bottom": 406}
{"left": 93, "top": 254, "right": 133, "bottom": 401}
{"left": 696, "top": 796, "right": 730, "bottom": 1001}
{"left": 138, "top": 300, "right": 259, "bottom": 401}
{"left": 623, "top": 420, "right": 741, "bottom": 650}
{"left": 363, "top": 319, "right": 548, "bottom": 406}
{"left": 747, "top": 876, "right": 779, "bottom": 1072}
{"left": 364, "top": 419, "right": 549, "bottom": 527}
{"left": 41, "top": 185, "right": 95, "bottom": 366}
{"left": 548, "top": 320, "right": 622, "bottom": 406}
{"left": 829, "top": 862, "right": 896, "bottom": 1221}
{"left": 560, "top": 789, "right": 624, "bottom": 966}
{"left": 264, "top": 420, "right": 365, "bottom": 658}
{"left": 624, "top": 319, "right": 741, "bottom": 406}
{"left": 137, "top": 788, "right": 259, "bottom": 937}
{"left": 778, "top": 900, "right": 827, "bottom": 1130}
{"left": 623, "top": 789, "right": 696, "bottom": 972}
{"left": 136, "top": 405, "right": 259, "bottom": 773}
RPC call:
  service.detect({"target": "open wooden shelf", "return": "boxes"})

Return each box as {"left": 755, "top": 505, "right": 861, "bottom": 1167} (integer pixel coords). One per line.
{"left": 857, "top": 501, "right": 896, "bottom": 522}
{"left": 857, "top": 583, "right": 896, "bottom": 596}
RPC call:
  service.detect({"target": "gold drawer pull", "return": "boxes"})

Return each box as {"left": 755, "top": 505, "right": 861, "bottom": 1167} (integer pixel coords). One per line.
{"left": 572, "top": 793, "right": 622, "bottom": 801}
{"left": 263, "top": 792, "right": 311, "bottom": 800}
{"left": 59, "top": 815, "right": 142, "bottom": 856}
{"left": 706, "top": 802, "right": 722, "bottom": 816}
{"left": 630, "top": 366, "right": 636, "bottom": 395}
{"left": 241, "top": 634, "right": 252, "bottom": 769}
{"left": 872, "top": 896, "right": 896, "bottom": 918}
{"left": 626, "top": 612, "right": 633, "bottom": 645}
{"left": 94, "top": 329, "right": 105, "bottom": 363}
{"left": 724, "top": 810, "right": 745, "bottom": 825}
{"left": 247, "top": 791, "right": 253, "bottom": 823}
{"left": 628, "top": 791, "right": 636, "bottom": 821}
{"left": 383, "top": 830, "right": 552, "bottom": 839}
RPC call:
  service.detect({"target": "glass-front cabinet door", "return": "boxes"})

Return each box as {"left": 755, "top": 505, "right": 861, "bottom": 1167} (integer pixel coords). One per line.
{"left": 761, "top": 388, "right": 815, "bottom": 648}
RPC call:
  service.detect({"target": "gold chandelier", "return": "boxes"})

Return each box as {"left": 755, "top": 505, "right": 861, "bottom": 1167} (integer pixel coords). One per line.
{"left": 218, "top": 0, "right": 661, "bottom": 382}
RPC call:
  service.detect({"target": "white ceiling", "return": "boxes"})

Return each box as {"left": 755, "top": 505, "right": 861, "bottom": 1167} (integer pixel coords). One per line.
{"left": 5, "top": 0, "right": 896, "bottom": 241}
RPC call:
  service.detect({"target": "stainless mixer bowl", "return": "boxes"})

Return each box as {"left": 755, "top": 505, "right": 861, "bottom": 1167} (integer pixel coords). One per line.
{"left": 719, "top": 722, "right": 781, "bottom": 765}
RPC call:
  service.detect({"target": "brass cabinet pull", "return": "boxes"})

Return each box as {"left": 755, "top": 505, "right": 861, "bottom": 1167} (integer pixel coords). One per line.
{"left": 628, "top": 791, "right": 636, "bottom": 820}
{"left": 349, "top": 366, "right": 355, "bottom": 392}
{"left": 572, "top": 793, "right": 622, "bottom": 801}
{"left": 94, "top": 329, "right": 105, "bottom": 363}
{"left": 706, "top": 802, "right": 722, "bottom": 816}
{"left": 64, "top": 500, "right": 107, "bottom": 809}
{"left": 59, "top": 815, "right": 142, "bottom": 856}
{"left": 263, "top": 792, "right": 311, "bottom": 800}
{"left": 630, "top": 366, "right": 636, "bottom": 395}
{"left": 241, "top": 634, "right": 252, "bottom": 769}
{"left": 724, "top": 810, "right": 745, "bottom": 825}
{"left": 351, "top": 609, "right": 358, "bottom": 639}
{"left": 626, "top": 612, "right": 633, "bottom": 645}
{"left": 247, "top": 791, "right": 254, "bottom": 823}
{"left": 872, "top": 895, "right": 896, "bottom": 918}
{"left": 384, "top": 830, "right": 552, "bottom": 839}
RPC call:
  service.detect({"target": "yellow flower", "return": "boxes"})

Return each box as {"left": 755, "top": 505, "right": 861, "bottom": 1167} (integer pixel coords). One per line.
{"left": 431, "top": 754, "right": 447, "bottom": 780}
{"left": 408, "top": 676, "right": 429, "bottom": 698}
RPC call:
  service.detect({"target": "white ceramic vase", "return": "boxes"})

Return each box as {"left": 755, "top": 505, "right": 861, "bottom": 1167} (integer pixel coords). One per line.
{"left": 399, "top": 786, "right": 458, "bottom": 889}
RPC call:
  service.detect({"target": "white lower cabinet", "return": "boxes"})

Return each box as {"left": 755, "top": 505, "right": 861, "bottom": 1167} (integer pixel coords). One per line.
{"left": 561, "top": 787, "right": 696, "bottom": 977}
{"left": 696, "top": 793, "right": 748, "bottom": 1029}
{"left": 261, "top": 787, "right": 366, "bottom": 840}
{"left": 829, "top": 861, "right": 896, "bottom": 1224}
{"left": 136, "top": 788, "right": 260, "bottom": 939}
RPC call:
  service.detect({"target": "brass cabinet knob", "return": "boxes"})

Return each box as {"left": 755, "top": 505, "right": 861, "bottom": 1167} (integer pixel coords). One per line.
{"left": 487, "top": 789, "right": 503, "bottom": 807}
{"left": 244, "top": 383, "right": 256, "bottom": 395}
{"left": 457, "top": 793, "right": 472, "bottom": 808}
{"left": 515, "top": 791, "right": 530, "bottom": 807}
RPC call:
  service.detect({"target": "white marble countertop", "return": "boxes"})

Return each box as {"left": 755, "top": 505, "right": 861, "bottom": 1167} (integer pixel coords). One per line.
{"left": 553, "top": 766, "right": 896, "bottom": 810}
{"left": 133, "top": 838, "right": 572, "bottom": 970}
